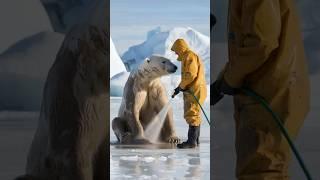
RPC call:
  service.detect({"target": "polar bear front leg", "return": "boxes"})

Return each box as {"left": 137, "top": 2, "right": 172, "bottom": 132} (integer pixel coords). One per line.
{"left": 112, "top": 117, "right": 133, "bottom": 143}
{"left": 130, "top": 91, "right": 150, "bottom": 143}
{"left": 161, "top": 107, "right": 180, "bottom": 143}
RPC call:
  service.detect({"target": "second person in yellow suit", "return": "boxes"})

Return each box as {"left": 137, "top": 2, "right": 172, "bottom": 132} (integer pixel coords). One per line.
{"left": 171, "top": 39, "right": 207, "bottom": 149}
{"left": 212, "top": 0, "right": 310, "bottom": 179}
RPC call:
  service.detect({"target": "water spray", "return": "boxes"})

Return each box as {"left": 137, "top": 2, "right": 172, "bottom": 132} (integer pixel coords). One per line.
{"left": 145, "top": 89, "right": 211, "bottom": 144}
{"left": 145, "top": 99, "right": 173, "bottom": 143}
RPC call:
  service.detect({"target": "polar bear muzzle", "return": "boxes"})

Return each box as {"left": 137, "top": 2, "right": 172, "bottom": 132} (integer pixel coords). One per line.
{"left": 165, "top": 60, "right": 177, "bottom": 74}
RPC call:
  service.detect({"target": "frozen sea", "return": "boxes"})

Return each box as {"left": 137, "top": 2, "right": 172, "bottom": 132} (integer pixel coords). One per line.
{"left": 110, "top": 97, "right": 211, "bottom": 180}
{"left": 0, "top": 97, "right": 210, "bottom": 180}
{"left": 1, "top": 96, "right": 319, "bottom": 180}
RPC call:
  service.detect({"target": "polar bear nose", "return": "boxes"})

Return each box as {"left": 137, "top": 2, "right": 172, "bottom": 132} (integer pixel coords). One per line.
{"left": 174, "top": 65, "right": 178, "bottom": 70}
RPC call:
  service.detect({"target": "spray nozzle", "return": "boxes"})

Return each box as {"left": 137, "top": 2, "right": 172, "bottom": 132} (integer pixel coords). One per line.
{"left": 171, "top": 91, "right": 179, "bottom": 98}
{"left": 172, "top": 87, "right": 182, "bottom": 98}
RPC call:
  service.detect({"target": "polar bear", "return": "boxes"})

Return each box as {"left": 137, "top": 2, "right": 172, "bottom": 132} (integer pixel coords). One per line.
{"left": 112, "top": 55, "right": 180, "bottom": 144}
{"left": 15, "top": 24, "right": 108, "bottom": 180}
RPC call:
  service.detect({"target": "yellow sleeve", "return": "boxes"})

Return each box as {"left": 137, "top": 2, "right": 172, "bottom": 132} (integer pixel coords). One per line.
{"left": 224, "top": 0, "right": 281, "bottom": 88}
{"left": 179, "top": 53, "right": 198, "bottom": 89}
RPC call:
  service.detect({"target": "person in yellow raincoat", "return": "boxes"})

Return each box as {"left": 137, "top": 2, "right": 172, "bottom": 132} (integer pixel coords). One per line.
{"left": 212, "top": 0, "right": 310, "bottom": 179}
{"left": 171, "top": 39, "right": 207, "bottom": 149}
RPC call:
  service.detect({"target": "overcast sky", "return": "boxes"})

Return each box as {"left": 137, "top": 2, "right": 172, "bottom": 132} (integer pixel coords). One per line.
{"left": 111, "top": 0, "right": 210, "bottom": 55}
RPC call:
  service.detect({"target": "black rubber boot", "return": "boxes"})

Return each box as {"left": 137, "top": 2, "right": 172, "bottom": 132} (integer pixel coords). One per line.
{"left": 196, "top": 125, "right": 200, "bottom": 145}
{"left": 177, "top": 126, "right": 200, "bottom": 149}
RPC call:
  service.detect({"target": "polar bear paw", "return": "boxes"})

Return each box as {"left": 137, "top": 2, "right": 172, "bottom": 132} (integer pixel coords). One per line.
{"left": 167, "top": 136, "right": 180, "bottom": 144}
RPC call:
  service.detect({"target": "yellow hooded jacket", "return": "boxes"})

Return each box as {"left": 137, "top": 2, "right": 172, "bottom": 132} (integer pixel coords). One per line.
{"left": 224, "top": 0, "right": 310, "bottom": 179}
{"left": 171, "top": 39, "right": 207, "bottom": 126}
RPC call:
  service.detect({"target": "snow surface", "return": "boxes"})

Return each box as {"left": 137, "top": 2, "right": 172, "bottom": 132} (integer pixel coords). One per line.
{"left": 0, "top": 31, "right": 64, "bottom": 110}
{"left": 110, "top": 38, "right": 126, "bottom": 78}
{"left": 0, "top": 0, "right": 52, "bottom": 53}
{"left": 121, "top": 27, "right": 210, "bottom": 80}
{"left": 110, "top": 72, "right": 130, "bottom": 97}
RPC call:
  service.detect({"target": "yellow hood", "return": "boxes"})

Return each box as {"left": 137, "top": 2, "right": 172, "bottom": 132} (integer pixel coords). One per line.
{"left": 171, "top": 39, "right": 189, "bottom": 61}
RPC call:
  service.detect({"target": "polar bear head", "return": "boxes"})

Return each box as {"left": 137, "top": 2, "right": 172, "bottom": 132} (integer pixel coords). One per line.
{"left": 138, "top": 55, "right": 177, "bottom": 79}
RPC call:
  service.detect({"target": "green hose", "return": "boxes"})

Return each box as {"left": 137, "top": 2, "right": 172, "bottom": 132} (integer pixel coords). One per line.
{"left": 186, "top": 86, "right": 312, "bottom": 179}
{"left": 241, "top": 87, "right": 313, "bottom": 180}
{"left": 185, "top": 90, "right": 211, "bottom": 126}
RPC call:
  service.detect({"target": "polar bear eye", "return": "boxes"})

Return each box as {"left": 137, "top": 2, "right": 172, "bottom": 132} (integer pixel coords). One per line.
{"left": 162, "top": 61, "right": 165, "bottom": 64}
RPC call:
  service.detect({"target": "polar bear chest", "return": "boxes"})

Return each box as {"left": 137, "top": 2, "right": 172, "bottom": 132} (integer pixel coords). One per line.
{"left": 139, "top": 85, "right": 165, "bottom": 127}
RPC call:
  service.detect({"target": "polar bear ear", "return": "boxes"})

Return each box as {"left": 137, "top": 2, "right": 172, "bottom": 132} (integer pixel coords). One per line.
{"left": 146, "top": 58, "right": 150, "bottom": 63}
